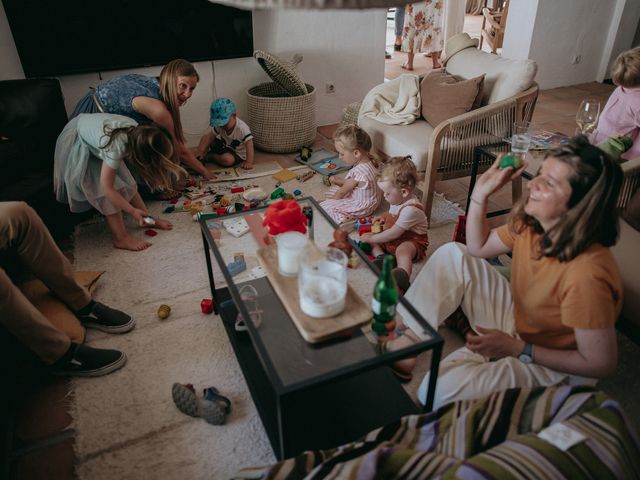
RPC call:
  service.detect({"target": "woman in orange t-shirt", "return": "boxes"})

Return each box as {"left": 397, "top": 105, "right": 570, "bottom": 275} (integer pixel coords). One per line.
{"left": 396, "top": 135, "right": 623, "bottom": 409}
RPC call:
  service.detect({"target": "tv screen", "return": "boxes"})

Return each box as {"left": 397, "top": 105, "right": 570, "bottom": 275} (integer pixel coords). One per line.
{"left": 2, "top": 0, "right": 254, "bottom": 77}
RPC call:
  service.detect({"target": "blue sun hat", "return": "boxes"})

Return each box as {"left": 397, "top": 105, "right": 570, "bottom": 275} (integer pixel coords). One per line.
{"left": 210, "top": 98, "right": 236, "bottom": 127}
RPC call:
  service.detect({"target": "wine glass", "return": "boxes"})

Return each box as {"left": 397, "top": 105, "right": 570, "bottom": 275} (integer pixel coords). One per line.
{"left": 575, "top": 99, "right": 600, "bottom": 135}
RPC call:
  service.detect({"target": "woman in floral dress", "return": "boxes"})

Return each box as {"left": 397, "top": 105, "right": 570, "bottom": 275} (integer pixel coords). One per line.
{"left": 401, "top": 0, "right": 445, "bottom": 70}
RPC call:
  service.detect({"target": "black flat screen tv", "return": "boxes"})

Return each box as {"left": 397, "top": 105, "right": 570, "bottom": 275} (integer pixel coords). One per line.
{"left": 2, "top": 0, "right": 254, "bottom": 77}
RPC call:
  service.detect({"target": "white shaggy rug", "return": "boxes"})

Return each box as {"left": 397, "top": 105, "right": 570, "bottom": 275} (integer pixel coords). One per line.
{"left": 69, "top": 170, "right": 461, "bottom": 479}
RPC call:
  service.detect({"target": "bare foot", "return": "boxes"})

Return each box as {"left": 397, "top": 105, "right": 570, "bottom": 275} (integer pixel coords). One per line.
{"left": 154, "top": 218, "right": 173, "bottom": 230}
{"left": 113, "top": 235, "right": 152, "bottom": 251}
{"left": 401, "top": 63, "right": 414, "bottom": 71}
{"left": 432, "top": 61, "right": 442, "bottom": 69}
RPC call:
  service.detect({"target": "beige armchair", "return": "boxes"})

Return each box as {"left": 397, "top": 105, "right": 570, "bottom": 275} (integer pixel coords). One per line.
{"left": 358, "top": 36, "right": 538, "bottom": 225}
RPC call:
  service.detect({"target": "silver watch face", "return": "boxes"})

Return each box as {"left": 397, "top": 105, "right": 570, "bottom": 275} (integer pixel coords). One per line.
{"left": 519, "top": 353, "right": 533, "bottom": 364}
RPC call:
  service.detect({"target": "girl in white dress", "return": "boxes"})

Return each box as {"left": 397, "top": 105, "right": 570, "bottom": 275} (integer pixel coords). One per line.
{"left": 54, "top": 113, "right": 185, "bottom": 251}
{"left": 320, "top": 125, "right": 382, "bottom": 225}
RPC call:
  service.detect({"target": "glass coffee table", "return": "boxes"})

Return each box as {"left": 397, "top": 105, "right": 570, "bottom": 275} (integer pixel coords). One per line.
{"left": 199, "top": 197, "right": 443, "bottom": 459}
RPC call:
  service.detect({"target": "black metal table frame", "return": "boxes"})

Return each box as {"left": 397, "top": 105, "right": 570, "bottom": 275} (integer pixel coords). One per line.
{"left": 199, "top": 197, "right": 443, "bottom": 459}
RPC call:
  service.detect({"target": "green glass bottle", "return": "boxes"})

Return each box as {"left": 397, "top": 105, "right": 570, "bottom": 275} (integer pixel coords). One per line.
{"left": 371, "top": 255, "right": 398, "bottom": 336}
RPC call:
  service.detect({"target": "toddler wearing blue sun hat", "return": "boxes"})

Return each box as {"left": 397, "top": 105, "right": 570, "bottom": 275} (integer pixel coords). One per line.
{"left": 195, "top": 97, "right": 254, "bottom": 169}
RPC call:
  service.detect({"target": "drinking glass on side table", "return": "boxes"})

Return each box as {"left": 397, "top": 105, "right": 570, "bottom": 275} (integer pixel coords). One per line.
{"left": 576, "top": 99, "right": 600, "bottom": 135}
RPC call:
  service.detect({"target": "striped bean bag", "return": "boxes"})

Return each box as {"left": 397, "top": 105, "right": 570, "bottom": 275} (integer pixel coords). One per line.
{"left": 235, "top": 385, "right": 640, "bottom": 479}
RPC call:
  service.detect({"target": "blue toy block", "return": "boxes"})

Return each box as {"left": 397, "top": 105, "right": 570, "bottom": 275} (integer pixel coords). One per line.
{"left": 226, "top": 258, "right": 247, "bottom": 276}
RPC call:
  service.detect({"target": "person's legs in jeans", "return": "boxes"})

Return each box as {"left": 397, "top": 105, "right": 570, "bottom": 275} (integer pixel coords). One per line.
{"left": 0, "top": 202, "right": 131, "bottom": 375}
{"left": 394, "top": 6, "right": 405, "bottom": 48}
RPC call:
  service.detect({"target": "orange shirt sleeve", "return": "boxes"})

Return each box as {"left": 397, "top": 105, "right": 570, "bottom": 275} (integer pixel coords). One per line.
{"left": 560, "top": 255, "right": 623, "bottom": 330}
{"left": 496, "top": 223, "right": 515, "bottom": 250}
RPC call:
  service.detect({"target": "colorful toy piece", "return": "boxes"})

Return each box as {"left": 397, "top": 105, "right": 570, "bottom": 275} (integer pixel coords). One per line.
{"left": 499, "top": 154, "right": 523, "bottom": 169}
{"left": 157, "top": 304, "right": 171, "bottom": 320}
{"left": 371, "top": 218, "right": 385, "bottom": 234}
{"left": 227, "top": 257, "right": 247, "bottom": 276}
{"left": 296, "top": 170, "right": 315, "bottom": 182}
{"left": 230, "top": 186, "right": 245, "bottom": 193}
{"left": 357, "top": 241, "right": 373, "bottom": 255}
{"left": 293, "top": 189, "right": 302, "bottom": 196}
{"left": 270, "top": 187, "right": 285, "bottom": 200}
{"left": 299, "top": 145, "right": 313, "bottom": 162}
{"left": 144, "top": 229, "right": 158, "bottom": 236}
{"left": 143, "top": 215, "right": 156, "bottom": 226}
{"left": 355, "top": 217, "right": 374, "bottom": 234}
{"left": 201, "top": 298, "right": 214, "bottom": 314}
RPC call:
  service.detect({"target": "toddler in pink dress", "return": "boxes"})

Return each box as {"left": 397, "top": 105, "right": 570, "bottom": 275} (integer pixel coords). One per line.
{"left": 320, "top": 125, "right": 382, "bottom": 224}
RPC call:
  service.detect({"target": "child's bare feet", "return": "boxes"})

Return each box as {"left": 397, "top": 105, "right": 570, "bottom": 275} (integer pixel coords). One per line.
{"left": 154, "top": 218, "right": 173, "bottom": 230}
{"left": 113, "top": 235, "right": 152, "bottom": 251}
{"left": 401, "top": 62, "right": 414, "bottom": 71}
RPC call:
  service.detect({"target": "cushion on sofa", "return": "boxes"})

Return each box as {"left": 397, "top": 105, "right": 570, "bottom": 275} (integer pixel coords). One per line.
{"left": 446, "top": 48, "right": 537, "bottom": 105}
{"left": 17, "top": 271, "right": 105, "bottom": 343}
{"left": 420, "top": 70, "right": 485, "bottom": 127}
{"left": 358, "top": 116, "right": 435, "bottom": 172}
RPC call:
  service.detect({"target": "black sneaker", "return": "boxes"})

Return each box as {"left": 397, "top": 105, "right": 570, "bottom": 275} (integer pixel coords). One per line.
{"left": 76, "top": 301, "right": 135, "bottom": 333}
{"left": 51, "top": 343, "right": 127, "bottom": 377}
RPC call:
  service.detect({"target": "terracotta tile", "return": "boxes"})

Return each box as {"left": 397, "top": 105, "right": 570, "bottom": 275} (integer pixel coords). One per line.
{"left": 543, "top": 85, "right": 594, "bottom": 99}
{"left": 573, "top": 82, "right": 615, "bottom": 95}
{"left": 14, "top": 377, "right": 73, "bottom": 445}
{"left": 10, "top": 436, "right": 75, "bottom": 480}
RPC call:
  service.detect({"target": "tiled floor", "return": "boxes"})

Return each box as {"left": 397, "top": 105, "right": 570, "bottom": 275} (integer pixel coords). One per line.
{"left": 5, "top": 80, "right": 618, "bottom": 479}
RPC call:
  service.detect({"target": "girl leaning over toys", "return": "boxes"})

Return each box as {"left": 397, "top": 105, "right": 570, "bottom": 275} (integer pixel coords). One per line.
{"left": 54, "top": 113, "right": 186, "bottom": 252}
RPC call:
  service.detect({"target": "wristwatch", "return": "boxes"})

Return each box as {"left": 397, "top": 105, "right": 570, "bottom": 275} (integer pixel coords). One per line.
{"left": 518, "top": 342, "right": 534, "bottom": 364}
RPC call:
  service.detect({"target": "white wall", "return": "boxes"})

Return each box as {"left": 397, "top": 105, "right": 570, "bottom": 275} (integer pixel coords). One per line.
{"left": 504, "top": 0, "right": 640, "bottom": 89}
{"left": 598, "top": 0, "right": 640, "bottom": 81}
{"left": 0, "top": 4, "right": 386, "bottom": 144}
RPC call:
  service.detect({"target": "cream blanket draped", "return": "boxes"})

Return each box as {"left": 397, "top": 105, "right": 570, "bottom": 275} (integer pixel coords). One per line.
{"left": 358, "top": 74, "right": 421, "bottom": 125}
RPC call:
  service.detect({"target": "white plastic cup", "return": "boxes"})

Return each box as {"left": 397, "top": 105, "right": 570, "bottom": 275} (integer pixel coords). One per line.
{"left": 298, "top": 247, "right": 348, "bottom": 318}
{"left": 276, "top": 231, "right": 308, "bottom": 277}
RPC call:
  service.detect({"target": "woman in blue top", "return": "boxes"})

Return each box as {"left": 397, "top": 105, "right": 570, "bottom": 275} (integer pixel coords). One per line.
{"left": 71, "top": 59, "right": 213, "bottom": 180}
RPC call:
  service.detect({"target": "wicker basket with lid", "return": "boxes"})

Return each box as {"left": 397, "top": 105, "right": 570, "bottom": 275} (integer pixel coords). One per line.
{"left": 247, "top": 50, "right": 316, "bottom": 153}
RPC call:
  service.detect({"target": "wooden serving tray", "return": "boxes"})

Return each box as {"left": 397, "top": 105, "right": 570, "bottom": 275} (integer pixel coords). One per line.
{"left": 256, "top": 244, "right": 371, "bottom": 343}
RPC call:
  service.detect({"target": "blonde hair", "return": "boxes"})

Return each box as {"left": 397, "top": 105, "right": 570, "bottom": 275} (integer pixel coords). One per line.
{"left": 509, "top": 135, "right": 622, "bottom": 262}
{"left": 103, "top": 123, "right": 186, "bottom": 191}
{"left": 378, "top": 156, "right": 417, "bottom": 191}
{"left": 333, "top": 124, "right": 379, "bottom": 166}
{"left": 159, "top": 59, "right": 199, "bottom": 143}
{"left": 611, "top": 47, "right": 640, "bottom": 88}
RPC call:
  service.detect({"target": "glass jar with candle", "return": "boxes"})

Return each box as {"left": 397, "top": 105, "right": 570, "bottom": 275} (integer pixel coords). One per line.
{"left": 298, "top": 246, "right": 348, "bottom": 318}
{"left": 276, "top": 231, "right": 308, "bottom": 277}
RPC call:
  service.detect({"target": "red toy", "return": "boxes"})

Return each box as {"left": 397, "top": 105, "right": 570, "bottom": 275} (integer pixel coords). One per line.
{"left": 201, "top": 298, "right": 214, "bottom": 314}
{"left": 262, "top": 200, "right": 308, "bottom": 235}
{"left": 216, "top": 207, "right": 227, "bottom": 216}
{"left": 144, "top": 229, "right": 158, "bottom": 237}
{"left": 231, "top": 186, "right": 245, "bottom": 193}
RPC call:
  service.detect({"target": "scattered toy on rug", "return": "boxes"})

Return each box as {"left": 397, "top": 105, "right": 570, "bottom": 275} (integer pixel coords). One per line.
{"left": 299, "top": 145, "right": 313, "bottom": 162}
{"left": 144, "top": 229, "right": 158, "bottom": 237}
{"left": 296, "top": 170, "right": 315, "bottom": 182}
{"left": 157, "top": 304, "right": 171, "bottom": 320}
{"left": 200, "top": 298, "right": 214, "bottom": 314}
{"left": 171, "top": 383, "right": 232, "bottom": 425}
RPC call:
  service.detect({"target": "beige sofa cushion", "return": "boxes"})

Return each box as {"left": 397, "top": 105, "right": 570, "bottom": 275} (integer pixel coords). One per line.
{"left": 420, "top": 70, "right": 485, "bottom": 127}
{"left": 358, "top": 116, "right": 434, "bottom": 172}
{"left": 446, "top": 48, "right": 537, "bottom": 105}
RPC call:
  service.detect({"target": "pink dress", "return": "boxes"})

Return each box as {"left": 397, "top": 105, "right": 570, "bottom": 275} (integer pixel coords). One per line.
{"left": 320, "top": 162, "right": 382, "bottom": 224}
{"left": 591, "top": 86, "right": 640, "bottom": 160}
